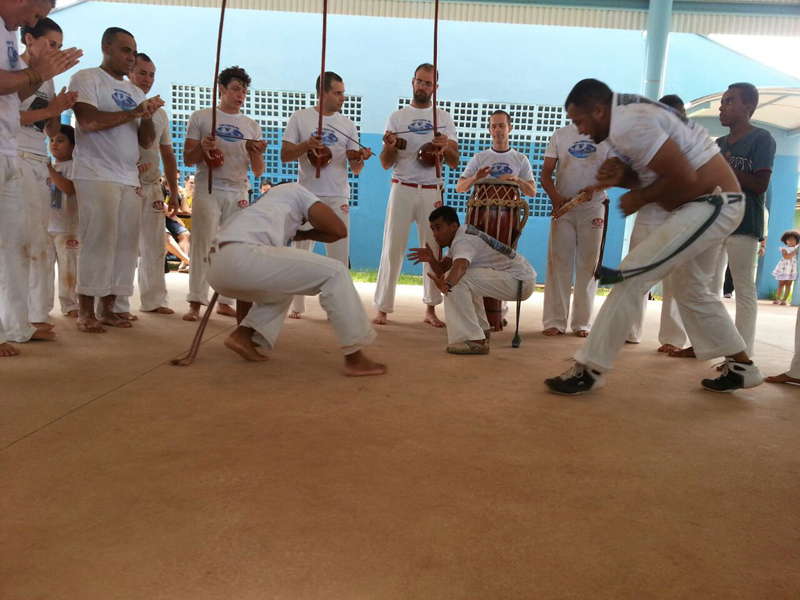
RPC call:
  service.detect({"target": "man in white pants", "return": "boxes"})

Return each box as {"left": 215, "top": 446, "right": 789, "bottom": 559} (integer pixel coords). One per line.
{"left": 373, "top": 63, "right": 459, "bottom": 328}
{"left": 0, "top": 0, "right": 81, "bottom": 352}
{"left": 280, "top": 71, "right": 371, "bottom": 319}
{"left": 183, "top": 65, "right": 266, "bottom": 322}
{"left": 408, "top": 206, "right": 535, "bottom": 354}
{"left": 113, "top": 52, "right": 179, "bottom": 318}
{"left": 540, "top": 122, "right": 610, "bottom": 338}
{"left": 626, "top": 95, "right": 688, "bottom": 353}
{"left": 672, "top": 83, "right": 776, "bottom": 360}
{"left": 69, "top": 27, "right": 163, "bottom": 333}
{"left": 17, "top": 17, "right": 77, "bottom": 328}
{"left": 207, "top": 182, "right": 386, "bottom": 377}
{"left": 545, "top": 80, "right": 763, "bottom": 395}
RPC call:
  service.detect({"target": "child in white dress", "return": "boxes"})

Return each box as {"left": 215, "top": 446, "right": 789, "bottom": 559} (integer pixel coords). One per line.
{"left": 772, "top": 230, "right": 799, "bottom": 306}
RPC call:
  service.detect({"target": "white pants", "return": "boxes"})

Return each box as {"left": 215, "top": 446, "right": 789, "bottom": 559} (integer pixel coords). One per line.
{"left": 187, "top": 183, "right": 248, "bottom": 307}
{"left": 115, "top": 183, "right": 169, "bottom": 313}
{"left": 575, "top": 195, "right": 747, "bottom": 373}
{"left": 627, "top": 220, "right": 687, "bottom": 348}
{"left": 542, "top": 204, "right": 604, "bottom": 333}
{"left": 46, "top": 231, "right": 79, "bottom": 315}
{"left": 445, "top": 268, "right": 534, "bottom": 344}
{"left": 291, "top": 196, "right": 349, "bottom": 314}
{"left": 0, "top": 156, "right": 35, "bottom": 343}
{"left": 75, "top": 180, "right": 141, "bottom": 298}
{"left": 715, "top": 235, "right": 759, "bottom": 356}
{"left": 788, "top": 306, "right": 800, "bottom": 379}
{"left": 373, "top": 182, "right": 443, "bottom": 313}
{"left": 19, "top": 155, "right": 52, "bottom": 322}
{"left": 208, "top": 243, "right": 376, "bottom": 355}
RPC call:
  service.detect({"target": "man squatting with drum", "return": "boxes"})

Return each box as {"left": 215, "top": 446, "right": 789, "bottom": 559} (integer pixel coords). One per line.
{"left": 373, "top": 63, "right": 459, "bottom": 328}
{"left": 0, "top": 0, "right": 82, "bottom": 355}
{"left": 281, "top": 71, "right": 372, "bottom": 319}
{"left": 408, "top": 205, "right": 535, "bottom": 355}
{"left": 539, "top": 121, "right": 611, "bottom": 338}
{"left": 625, "top": 94, "right": 689, "bottom": 353}
{"left": 545, "top": 79, "right": 763, "bottom": 395}
{"left": 68, "top": 27, "right": 163, "bottom": 334}
{"left": 183, "top": 66, "right": 267, "bottom": 322}
{"left": 206, "top": 182, "right": 387, "bottom": 377}
{"left": 112, "top": 52, "right": 180, "bottom": 319}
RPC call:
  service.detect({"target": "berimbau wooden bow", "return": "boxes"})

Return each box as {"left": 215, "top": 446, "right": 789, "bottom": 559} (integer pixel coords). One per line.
{"left": 432, "top": 0, "right": 441, "bottom": 179}
{"left": 315, "top": 0, "right": 328, "bottom": 179}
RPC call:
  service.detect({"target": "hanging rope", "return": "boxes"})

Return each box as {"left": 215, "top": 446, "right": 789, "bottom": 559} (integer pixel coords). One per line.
{"left": 316, "top": 0, "right": 328, "bottom": 179}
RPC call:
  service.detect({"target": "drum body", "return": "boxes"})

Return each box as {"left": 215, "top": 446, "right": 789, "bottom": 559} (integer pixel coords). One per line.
{"left": 465, "top": 179, "right": 529, "bottom": 331}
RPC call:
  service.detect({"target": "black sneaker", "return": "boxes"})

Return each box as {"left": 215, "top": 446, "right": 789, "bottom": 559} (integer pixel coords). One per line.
{"left": 701, "top": 358, "right": 763, "bottom": 393}
{"left": 544, "top": 364, "right": 605, "bottom": 395}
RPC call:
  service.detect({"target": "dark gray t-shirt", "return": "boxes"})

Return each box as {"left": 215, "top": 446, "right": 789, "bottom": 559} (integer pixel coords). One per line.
{"left": 716, "top": 127, "right": 776, "bottom": 240}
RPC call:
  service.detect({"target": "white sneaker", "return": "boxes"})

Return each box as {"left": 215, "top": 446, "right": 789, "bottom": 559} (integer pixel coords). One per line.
{"left": 701, "top": 358, "right": 763, "bottom": 393}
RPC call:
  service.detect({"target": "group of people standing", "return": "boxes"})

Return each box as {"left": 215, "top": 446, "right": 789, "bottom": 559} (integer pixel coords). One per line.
{"left": 1, "top": 4, "right": 796, "bottom": 394}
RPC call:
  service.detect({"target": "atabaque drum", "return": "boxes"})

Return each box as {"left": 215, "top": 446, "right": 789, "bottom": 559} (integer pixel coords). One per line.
{"left": 466, "top": 178, "right": 530, "bottom": 332}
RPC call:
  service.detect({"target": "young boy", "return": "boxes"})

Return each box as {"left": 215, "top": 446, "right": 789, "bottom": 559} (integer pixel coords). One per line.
{"left": 47, "top": 124, "right": 79, "bottom": 317}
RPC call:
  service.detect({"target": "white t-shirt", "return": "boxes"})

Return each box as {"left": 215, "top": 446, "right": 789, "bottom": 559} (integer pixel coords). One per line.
{"left": 544, "top": 123, "right": 611, "bottom": 209}
{"left": 49, "top": 160, "right": 79, "bottom": 233}
{"left": 216, "top": 183, "right": 319, "bottom": 247}
{"left": 186, "top": 107, "right": 262, "bottom": 193}
{"left": 0, "top": 17, "right": 21, "bottom": 157}
{"left": 385, "top": 105, "right": 458, "bottom": 185}
{"left": 68, "top": 67, "right": 146, "bottom": 187}
{"left": 139, "top": 107, "right": 170, "bottom": 185}
{"left": 608, "top": 93, "right": 720, "bottom": 225}
{"left": 460, "top": 147, "right": 534, "bottom": 183}
{"left": 447, "top": 224, "right": 536, "bottom": 281}
{"left": 283, "top": 107, "right": 358, "bottom": 197}
{"left": 18, "top": 57, "right": 56, "bottom": 156}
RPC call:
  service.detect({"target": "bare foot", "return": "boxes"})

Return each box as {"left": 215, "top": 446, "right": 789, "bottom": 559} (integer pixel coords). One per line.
{"left": 142, "top": 306, "right": 175, "bottom": 315}
{"left": 216, "top": 303, "right": 237, "bottom": 318}
{"left": 373, "top": 311, "right": 388, "bottom": 325}
{"left": 542, "top": 328, "right": 563, "bottom": 336}
{"left": 31, "top": 329, "right": 56, "bottom": 340}
{"left": 33, "top": 322, "right": 54, "bottom": 331}
{"left": 66, "top": 310, "right": 78, "bottom": 318}
{"left": 77, "top": 316, "right": 106, "bottom": 333}
{"left": 765, "top": 373, "right": 800, "bottom": 385}
{"left": 344, "top": 350, "right": 388, "bottom": 377}
{"left": 288, "top": 311, "right": 302, "bottom": 320}
{"left": 658, "top": 344, "right": 681, "bottom": 354}
{"left": 115, "top": 312, "right": 139, "bottom": 322}
{"left": 669, "top": 346, "right": 696, "bottom": 358}
{"left": 183, "top": 302, "right": 201, "bottom": 322}
{"left": 98, "top": 312, "right": 133, "bottom": 328}
{"left": 223, "top": 326, "right": 268, "bottom": 362}
{"left": 575, "top": 330, "right": 589, "bottom": 338}
{"left": 0, "top": 342, "right": 20, "bottom": 356}
{"left": 423, "top": 307, "right": 445, "bottom": 328}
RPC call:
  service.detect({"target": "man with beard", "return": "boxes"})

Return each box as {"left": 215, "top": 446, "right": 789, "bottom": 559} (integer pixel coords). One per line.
{"left": 68, "top": 27, "right": 163, "bottom": 333}
{"left": 373, "top": 63, "right": 459, "bottom": 328}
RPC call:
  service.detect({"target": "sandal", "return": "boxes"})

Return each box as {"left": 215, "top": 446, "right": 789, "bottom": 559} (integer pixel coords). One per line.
{"left": 446, "top": 340, "right": 490, "bottom": 355}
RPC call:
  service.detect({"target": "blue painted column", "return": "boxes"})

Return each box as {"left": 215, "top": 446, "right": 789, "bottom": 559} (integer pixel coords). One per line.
{"left": 642, "top": 0, "right": 674, "bottom": 100}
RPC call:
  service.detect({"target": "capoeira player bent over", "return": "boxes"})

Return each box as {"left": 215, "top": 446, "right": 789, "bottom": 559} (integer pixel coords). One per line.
{"left": 408, "top": 206, "right": 535, "bottom": 355}
{"left": 280, "top": 71, "right": 371, "bottom": 319}
{"left": 113, "top": 52, "right": 180, "bottom": 318}
{"left": 206, "top": 182, "right": 386, "bottom": 376}
{"left": 373, "top": 63, "right": 459, "bottom": 328}
{"left": 183, "top": 66, "right": 266, "bottom": 322}
{"left": 545, "top": 79, "right": 763, "bottom": 394}
{"left": 540, "top": 122, "right": 610, "bottom": 338}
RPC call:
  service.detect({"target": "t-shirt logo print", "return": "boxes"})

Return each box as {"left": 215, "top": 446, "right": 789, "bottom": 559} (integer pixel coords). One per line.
{"left": 465, "top": 225, "right": 516, "bottom": 259}
{"left": 568, "top": 141, "right": 597, "bottom": 159}
{"left": 112, "top": 90, "right": 137, "bottom": 111}
{"left": 490, "top": 163, "right": 513, "bottom": 178}
{"left": 216, "top": 124, "right": 243, "bottom": 142}
{"left": 6, "top": 42, "right": 18, "bottom": 69}
{"left": 318, "top": 128, "right": 339, "bottom": 146}
{"left": 408, "top": 119, "right": 433, "bottom": 135}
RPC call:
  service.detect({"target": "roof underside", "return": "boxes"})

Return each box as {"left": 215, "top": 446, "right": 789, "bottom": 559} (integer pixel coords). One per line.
{"left": 688, "top": 88, "right": 800, "bottom": 133}
{"left": 94, "top": 0, "right": 800, "bottom": 35}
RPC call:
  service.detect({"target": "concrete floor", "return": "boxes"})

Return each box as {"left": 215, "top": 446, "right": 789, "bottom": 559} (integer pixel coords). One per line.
{"left": 2, "top": 273, "right": 799, "bottom": 599}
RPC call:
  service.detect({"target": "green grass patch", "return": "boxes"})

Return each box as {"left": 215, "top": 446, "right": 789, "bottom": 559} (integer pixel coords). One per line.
{"left": 351, "top": 270, "right": 424, "bottom": 286}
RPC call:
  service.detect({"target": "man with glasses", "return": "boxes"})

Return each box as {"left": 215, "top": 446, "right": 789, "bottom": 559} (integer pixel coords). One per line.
{"left": 373, "top": 63, "right": 459, "bottom": 327}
